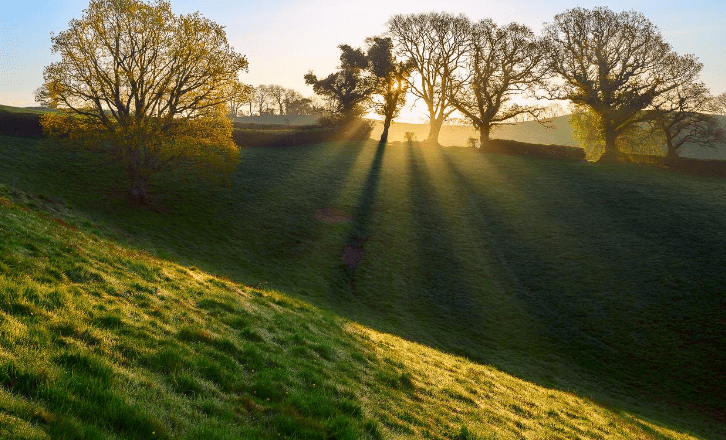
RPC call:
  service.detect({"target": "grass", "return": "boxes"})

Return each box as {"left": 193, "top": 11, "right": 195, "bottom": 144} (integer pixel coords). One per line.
{"left": 0, "top": 183, "right": 710, "bottom": 439}
{"left": 1, "top": 131, "right": 725, "bottom": 438}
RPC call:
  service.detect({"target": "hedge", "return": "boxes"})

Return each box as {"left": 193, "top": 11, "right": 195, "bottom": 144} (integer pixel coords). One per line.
{"left": 484, "top": 139, "right": 586, "bottom": 162}
{"left": 0, "top": 110, "right": 43, "bottom": 137}
{"left": 232, "top": 128, "right": 336, "bottom": 148}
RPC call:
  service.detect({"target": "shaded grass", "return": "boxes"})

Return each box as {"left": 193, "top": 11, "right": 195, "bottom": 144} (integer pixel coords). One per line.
{"left": 1, "top": 134, "right": 725, "bottom": 437}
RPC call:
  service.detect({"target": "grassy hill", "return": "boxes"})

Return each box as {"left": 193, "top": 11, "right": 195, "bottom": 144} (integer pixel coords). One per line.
{"left": 1, "top": 120, "right": 725, "bottom": 438}
{"left": 0, "top": 182, "right": 709, "bottom": 439}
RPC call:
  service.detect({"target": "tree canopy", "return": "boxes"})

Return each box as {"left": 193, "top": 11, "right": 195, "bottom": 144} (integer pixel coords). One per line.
{"left": 39, "top": 0, "right": 247, "bottom": 204}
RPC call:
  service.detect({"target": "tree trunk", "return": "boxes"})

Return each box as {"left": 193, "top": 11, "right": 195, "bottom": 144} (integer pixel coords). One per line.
{"left": 380, "top": 115, "right": 392, "bottom": 144}
{"left": 479, "top": 125, "right": 493, "bottom": 152}
{"left": 665, "top": 140, "right": 680, "bottom": 166}
{"left": 599, "top": 125, "right": 620, "bottom": 163}
{"left": 128, "top": 163, "right": 150, "bottom": 206}
{"left": 426, "top": 119, "right": 443, "bottom": 146}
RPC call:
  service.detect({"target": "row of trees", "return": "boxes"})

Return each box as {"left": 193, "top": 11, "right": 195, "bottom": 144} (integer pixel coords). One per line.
{"left": 308, "top": 8, "right": 724, "bottom": 161}
{"left": 228, "top": 84, "right": 323, "bottom": 118}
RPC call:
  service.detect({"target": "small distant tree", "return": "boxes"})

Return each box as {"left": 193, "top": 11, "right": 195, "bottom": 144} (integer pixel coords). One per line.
{"left": 450, "top": 19, "right": 548, "bottom": 151}
{"left": 34, "top": 84, "right": 59, "bottom": 109}
{"left": 387, "top": 12, "right": 470, "bottom": 145}
{"left": 544, "top": 7, "right": 702, "bottom": 162}
{"left": 649, "top": 83, "right": 726, "bottom": 163}
{"left": 252, "top": 85, "right": 272, "bottom": 115}
{"left": 712, "top": 93, "right": 726, "bottom": 116}
{"left": 366, "top": 36, "right": 414, "bottom": 143}
{"left": 267, "top": 85, "right": 287, "bottom": 116}
{"left": 39, "top": 0, "right": 247, "bottom": 205}
{"left": 305, "top": 44, "right": 374, "bottom": 127}
{"left": 227, "top": 81, "right": 253, "bottom": 119}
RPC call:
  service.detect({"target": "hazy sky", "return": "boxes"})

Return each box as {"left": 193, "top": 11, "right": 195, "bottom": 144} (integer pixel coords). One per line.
{"left": 1, "top": 0, "right": 724, "bottom": 115}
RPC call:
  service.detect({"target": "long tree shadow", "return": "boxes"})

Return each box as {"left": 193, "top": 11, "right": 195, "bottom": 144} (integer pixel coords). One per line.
{"left": 442, "top": 152, "right": 725, "bottom": 437}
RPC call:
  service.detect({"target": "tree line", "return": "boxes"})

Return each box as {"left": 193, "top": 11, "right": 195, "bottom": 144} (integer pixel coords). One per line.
{"left": 307, "top": 7, "right": 725, "bottom": 161}
{"left": 35, "top": 1, "right": 726, "bottom": 204}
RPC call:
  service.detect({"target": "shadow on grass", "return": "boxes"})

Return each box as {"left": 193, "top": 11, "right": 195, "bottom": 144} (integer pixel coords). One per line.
{"left": 442, "top": 151, "right": 726, "bottom": 437}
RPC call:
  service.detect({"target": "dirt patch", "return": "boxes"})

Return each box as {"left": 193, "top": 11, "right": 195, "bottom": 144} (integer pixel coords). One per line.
{"left": 314, "top": 207, "right": 353, "bottom": 224}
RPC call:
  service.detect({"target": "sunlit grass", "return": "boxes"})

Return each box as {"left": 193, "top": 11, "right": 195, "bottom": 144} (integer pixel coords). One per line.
{"left": 1, "top": 133, "right": 725, "bottom": 438}
{"left": 0, "top": 187, "right": 706, "bottom": 439}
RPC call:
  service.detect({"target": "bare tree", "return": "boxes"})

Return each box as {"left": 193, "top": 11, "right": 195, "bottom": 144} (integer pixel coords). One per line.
{"left": 387, "top": 12, "right": 470, "bottom": 145}
{"left": 649, "top": 83, "right": 726, "bottom": 163}
{"left": 543, "top": 7, "right": 702, "bottom": 162}
{"left": 252, "top": 85, "right": 272, "bottom": 116}
{"left": 450, "top": 19, "right": 548, "bottom": 150}
{"left": 366, "top": 36, "right": 414, "bottom": 143}
{"left": 267, "top": 84, "right": 287, "bottom": 115}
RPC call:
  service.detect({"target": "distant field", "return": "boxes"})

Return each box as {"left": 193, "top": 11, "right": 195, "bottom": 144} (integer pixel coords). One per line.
{"left": 1, "top": 133, "right": 725, "bottom": 438}
{"left": 370, "top": 115, "right": 726, "bottom": 160}
{"left": 233, "top": 114, "right": 321, "bottom": 126}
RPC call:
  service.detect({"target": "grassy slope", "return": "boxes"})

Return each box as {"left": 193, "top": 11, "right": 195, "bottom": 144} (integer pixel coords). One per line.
{"left": 1, "top": 130, "right": 725, "bottom": 438}
{"left": 0, "top": 184, "right": 706, "bottom": 440}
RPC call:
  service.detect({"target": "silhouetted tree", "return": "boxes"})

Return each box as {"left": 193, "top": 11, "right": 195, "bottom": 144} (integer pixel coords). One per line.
{"left": 543, "top": 7, "right": 702, "bottom": 162}
{"left": 252, "top": 85, "right": 272, "bottom": 115}
{"left": 387, "top": 12, "right": 470, "bottom": 145}
{"left": 649, "top": 83, "right": 726, "bottom": 163}
{"left": 39, "top": 0, "right": 246, "bottom": 205}
{"left": 450, "top": 19, "right": 548, "bottom": 151}
{"left": 304, "top": 44, "right": 374, "bottom": 122}
{"left": 267, "top": 84, "right": 287, "bottom": 116}
{"left": 366, "top": 36, "right": 414, "bottom": 143}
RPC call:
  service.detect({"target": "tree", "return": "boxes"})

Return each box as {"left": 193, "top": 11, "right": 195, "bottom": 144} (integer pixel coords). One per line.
{"left": 227, "top": 81, "right": 253, "bottom": 119}
{"left": 252, "top": 85, "right": 272, "bottom": 115}
{"left": 543, "top": 7, "right": 702, "bottom": 162}
{"left": 649, "top": 83, "right": 726, "bottom": 163}
{"left": 570, "top": 105, "right": 664, "bottom": 161}
{"left": 267, "top": 84, "right": 287, "bottom": 115}
{"left": 450, "top": 19, "right": 548, "bottom": 150}
{"left": 39, "top": 0, "right": 247, "bottom": 205}
{"left": 366, "top": 36, "right": 414, "bottom": 143}
{"left": 387, "top": 12, "right": 470, "bottom": 145}
{"left": 712, "top": 93, "right": 726, "bottom": 116}
{"left": 304, "top": 44, "right": 374, "bottom": 122}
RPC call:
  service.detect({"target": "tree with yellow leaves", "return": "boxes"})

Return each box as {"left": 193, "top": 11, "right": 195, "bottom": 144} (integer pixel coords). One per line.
{"left": 39, "top": 0, "right": 248, "bottom": 205}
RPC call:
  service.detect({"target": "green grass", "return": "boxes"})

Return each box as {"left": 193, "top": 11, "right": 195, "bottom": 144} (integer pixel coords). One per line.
{"left": 0, "top": 184, "right": 709, "bottom": 439}
{"left": 1, "top": 132, "right": 725, "bottom": 438}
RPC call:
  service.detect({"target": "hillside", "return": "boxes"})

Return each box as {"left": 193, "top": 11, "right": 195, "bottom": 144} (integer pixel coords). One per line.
{"left": 1, "top": 184, "right": 708, "bottom": 439}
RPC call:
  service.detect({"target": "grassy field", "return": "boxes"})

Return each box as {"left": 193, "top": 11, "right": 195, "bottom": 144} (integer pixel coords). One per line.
{"left": 0, "top": 183, "right": 709, "bottom": 439}
{"left": 1, "top": 131, "right": 725, "bottom": 438}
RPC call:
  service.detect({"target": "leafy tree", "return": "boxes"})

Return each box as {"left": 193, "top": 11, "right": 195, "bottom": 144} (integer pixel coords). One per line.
{"left": 227, "top": 81, "right": 253, "bottom": 119}
{"left": 450, "top": 19, "right": 548, "bottom": 151}
{"left": 366, "top": 36, "right": 414, "bottom": 143}
{"left": 387, "top": 12, "right": 470, "bottom": 145}
{"left": 543, "top": 7, "right": 702, "bottom": 162}
{"left": 570, "top": 105, "right": 664, "bottom": 161}
{"left": 39, "top": 0, "right": 247, "bottom": 205}
{"left": 267, "top": 84, "right": 287, "bottom": 116}
{"left": 649, "top": 83, "right": 726, "bottom": 163}
{"left": 252, "top": 85, "right": 272, "bottom": 116}
{"left": 304, "top": 44, "right": 374, "bottom": 123}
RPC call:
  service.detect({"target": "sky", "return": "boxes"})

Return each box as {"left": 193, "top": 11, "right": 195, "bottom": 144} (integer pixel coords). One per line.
{"left": 1, "top": 0, "right": 724, "bottom": 120}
